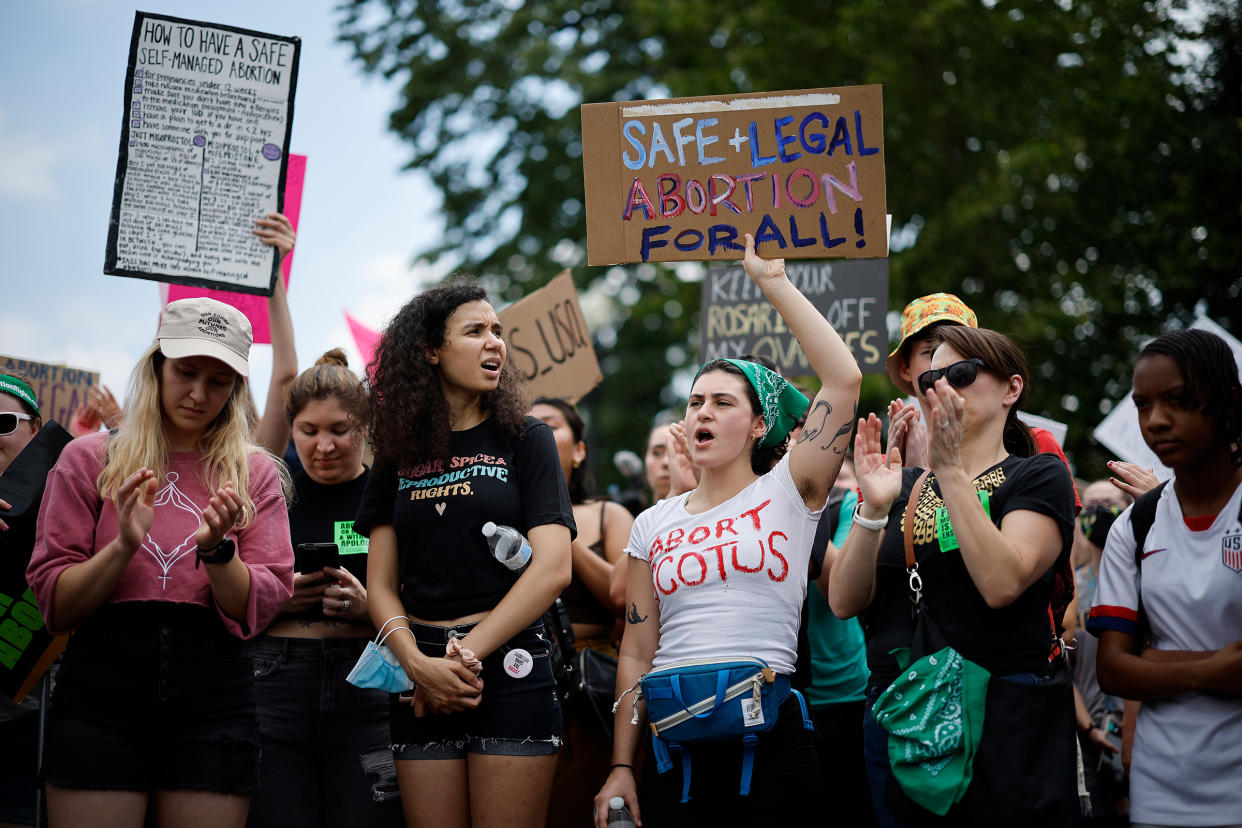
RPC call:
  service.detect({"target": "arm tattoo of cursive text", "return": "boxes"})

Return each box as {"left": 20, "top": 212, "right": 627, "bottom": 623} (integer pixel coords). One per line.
{"left": 627, "top": 602, "right": 648, "bottom": 624}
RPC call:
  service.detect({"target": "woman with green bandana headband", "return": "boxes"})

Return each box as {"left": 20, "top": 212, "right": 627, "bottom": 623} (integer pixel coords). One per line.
{"left": 594, "top": 235, "right": 862, "bottom": 827}
{"left": 0, "top": 371, "right": 42, "bottom": 828}
{"left": 0, "top": 373, "right": 42, "bottom": 478}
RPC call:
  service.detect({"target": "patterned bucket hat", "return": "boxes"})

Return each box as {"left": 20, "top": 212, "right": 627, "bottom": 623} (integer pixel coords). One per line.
{"left": 886, "top": 293, "right": 977, "bottom": 395}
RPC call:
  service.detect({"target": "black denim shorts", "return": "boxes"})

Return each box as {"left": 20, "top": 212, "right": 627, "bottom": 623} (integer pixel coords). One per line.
{"left": 43, "top": 602, "right": 260, "bottom": 794}
{"left": 390, "top": 620, "right": 562, "bottom": 759}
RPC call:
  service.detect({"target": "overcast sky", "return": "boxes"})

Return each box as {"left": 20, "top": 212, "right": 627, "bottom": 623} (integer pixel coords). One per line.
{"left": 1, "top": 1, "right": 443, "bottom": 407}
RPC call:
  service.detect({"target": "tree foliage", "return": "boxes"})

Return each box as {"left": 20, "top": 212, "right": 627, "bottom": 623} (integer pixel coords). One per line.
{"left": 339, "top": 0, "right": 1241, "bottom": 485}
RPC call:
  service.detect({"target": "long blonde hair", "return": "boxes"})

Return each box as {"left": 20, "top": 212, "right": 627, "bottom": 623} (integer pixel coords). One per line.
{"left": 97, "top": 344, "right": 287, "bottom": 527}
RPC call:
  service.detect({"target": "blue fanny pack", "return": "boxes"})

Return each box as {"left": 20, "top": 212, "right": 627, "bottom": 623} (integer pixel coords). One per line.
{"left": 615, "top": 656, "right": 812, "bottom": 802}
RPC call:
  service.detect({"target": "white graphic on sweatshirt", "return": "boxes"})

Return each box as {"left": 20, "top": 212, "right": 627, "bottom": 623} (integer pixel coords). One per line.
{"left": 142, "top": 472, "right": 203, "bottom": 588}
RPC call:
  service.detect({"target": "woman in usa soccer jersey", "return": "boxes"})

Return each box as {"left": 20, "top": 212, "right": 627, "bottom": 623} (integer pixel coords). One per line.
{"left": 1091, "top": 328, "right": 1242, "bottom": 828}
{"left": 594, "top": 235, "right": 862, "bottom": 826}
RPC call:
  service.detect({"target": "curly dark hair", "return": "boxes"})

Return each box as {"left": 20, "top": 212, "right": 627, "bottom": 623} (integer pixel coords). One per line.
{"left": 368, "top": 277, "right": 529, "bottom": 468}
{"left": 1138, "top": 328, "right": 1242, "bottom": 467}
{"left": 694, "top": 359, "right": 787, "bottom": 474}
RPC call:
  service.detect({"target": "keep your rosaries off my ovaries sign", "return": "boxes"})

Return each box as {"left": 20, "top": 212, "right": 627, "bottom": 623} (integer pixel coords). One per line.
{"left": 581, "top": 85, "right": 887, "bottom": 265}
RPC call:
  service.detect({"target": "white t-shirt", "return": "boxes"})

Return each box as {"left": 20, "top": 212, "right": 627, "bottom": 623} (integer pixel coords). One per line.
{"left": 626, "top": 454, "right": 820, "bottom": 675}
{"left": 1088, "top": 479, "right": 1242, "bottom": 826}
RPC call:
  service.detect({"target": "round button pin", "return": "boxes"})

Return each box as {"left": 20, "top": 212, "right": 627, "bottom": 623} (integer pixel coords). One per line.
{"left": 503, "top": 648, "right": 533, "bottom": 679}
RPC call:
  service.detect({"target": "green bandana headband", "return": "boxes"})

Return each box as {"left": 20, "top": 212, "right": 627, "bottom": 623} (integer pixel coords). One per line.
{"left": 693, "top": 359, "right": 810, "bottom": 448}
{"left": 0, "top": 374, "right": 40, "bottom": 418}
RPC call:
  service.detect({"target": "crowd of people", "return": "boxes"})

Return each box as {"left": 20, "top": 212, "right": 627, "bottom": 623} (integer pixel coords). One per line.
{"left": 0, "top": 216, "right": 1239, "bottom": 828}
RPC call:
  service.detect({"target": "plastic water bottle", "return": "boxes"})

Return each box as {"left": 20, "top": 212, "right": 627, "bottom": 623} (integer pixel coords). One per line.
{"left": 606, "top": 797, "right": 636, "bottom": 828}
{"left": 481, "top": 522, "right": 531, "bottom": 571}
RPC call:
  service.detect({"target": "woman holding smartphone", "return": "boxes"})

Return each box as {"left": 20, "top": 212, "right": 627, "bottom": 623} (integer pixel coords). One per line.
{"left": 353, "top": 278, "right": 575, "bottom": 828}
{"left": 246, "top": 349, "right": 402, "bottom": 827}
{"left": 27, "top": 298, "right": 293, "bottom": 828}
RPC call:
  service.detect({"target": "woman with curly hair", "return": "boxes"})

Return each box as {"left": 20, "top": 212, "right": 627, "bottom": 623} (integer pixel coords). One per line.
{"left": 353, "top": 278, "right": 575, "bottom": 828}
{"left": 26, "top": 298, "right": 294, "bottom": 828}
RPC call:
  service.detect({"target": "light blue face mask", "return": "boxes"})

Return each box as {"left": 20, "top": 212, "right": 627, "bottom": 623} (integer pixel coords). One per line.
{"left": 347, "top": 617, "right": 416, "bottom": 693}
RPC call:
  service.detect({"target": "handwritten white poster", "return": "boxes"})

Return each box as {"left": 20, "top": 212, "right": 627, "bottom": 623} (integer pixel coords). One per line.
{"left": 105, "top": 12, "right": 300, "bottom": 295}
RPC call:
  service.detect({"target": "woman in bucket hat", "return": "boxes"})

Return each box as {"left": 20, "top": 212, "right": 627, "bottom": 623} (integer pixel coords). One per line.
{"left": 27, "top": 297, "right": 294, "bottom": 828}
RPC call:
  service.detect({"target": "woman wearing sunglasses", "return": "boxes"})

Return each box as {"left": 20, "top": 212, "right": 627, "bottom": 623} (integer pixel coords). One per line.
{"left": 830, "top": 326, "right": 1078, "bottom": 826}
{"left": 26, "top": 298, "right": 294, "bottom": 828}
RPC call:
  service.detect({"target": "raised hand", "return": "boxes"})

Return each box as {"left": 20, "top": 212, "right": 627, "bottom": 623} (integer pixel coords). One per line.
{"left": 741, "top": 232, "right": 787, "bottom": 287}
{"left": 253, "top": 212, "right": 296, "bottom": 262}
{"left": 887, "top": 399, "right": 928, "bottom": 468}
{"left": 854, "top": 413, "right": 903, "bottom": 517}
{"left": 1107, "top": 460, "right": 1160, "bottom": 500}
{"left": 924, "top": 381, "right": 965, "bottom": 473}
{"left": 194, "top": 483, "right": 243, "bottom": 550}
{"left": 116, "top": 468, "right": 157, "bottom": 553}
{"left": 666, "top": 420, "right": 698, "bottom": 497}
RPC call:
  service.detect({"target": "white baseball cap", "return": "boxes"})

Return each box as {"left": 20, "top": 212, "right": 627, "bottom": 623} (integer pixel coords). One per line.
{"left": 157, "top": 298, "right": 252, "bottom": 377}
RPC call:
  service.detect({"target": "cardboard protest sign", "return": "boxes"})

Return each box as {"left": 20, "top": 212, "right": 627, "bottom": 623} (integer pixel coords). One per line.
{"left": 105, "top": 12, "right": 300, "bottom": 296}
{"left": 0, "top": 355, "right": 100, "bottom": 428}
{"left": 582, "top": 85, "right": 886, "bottom": 265}
{"left": 164, "top": 154, "right": 306, "bottom": 343}
{"left": 498, "top": 271, "right": 602, "bottom": 403}
{"left": 1092, "top": 316, "right": 1241, "bottom": 480}
{"left": 700, "top": 259, "right": 888, "bottom": 374}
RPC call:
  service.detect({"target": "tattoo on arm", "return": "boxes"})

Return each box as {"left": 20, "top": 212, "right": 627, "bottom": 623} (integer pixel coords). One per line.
{"left": 627, "top": 602, "right": 648, "bottom": 624}
{"left": 795, "top": 401, "right": 832, "bottom": 445}
{"left": 796, "top": 401, "right": 857, "bottom": 453}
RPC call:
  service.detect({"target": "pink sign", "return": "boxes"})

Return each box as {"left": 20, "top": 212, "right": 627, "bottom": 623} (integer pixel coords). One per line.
{"left": 164, "top": 154, "right": 307, "bottom": 344}
{"left": 345, "top": 310, "right": 381, "bottom": 373}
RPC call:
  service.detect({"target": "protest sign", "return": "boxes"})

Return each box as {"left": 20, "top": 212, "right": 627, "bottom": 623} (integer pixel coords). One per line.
{"left": 582, "top": 85, "right": 886, "bottom": 265}
{"left": 0, "top": 355, "right": 100, "bottom": 428}
{"left": 1092, "top": 316, "right": 1241, "bottom": 480}
{"left": 498, "top": 271, "right": 602, "bottom": 403}
{"left": 700, "top": 258, "right": 888, "bottom": 374}
{"left": 164, "top": 154, "right": 306, "bottom": 343}
{"left": 105, "top": 12, "right": 300, "bottom": 295}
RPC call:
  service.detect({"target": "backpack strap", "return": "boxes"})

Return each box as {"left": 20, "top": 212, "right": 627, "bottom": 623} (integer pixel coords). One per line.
{"left": 1129, "top": 480, "right": 1170, "bottom": 567}
{"left": 1128, "top": 480, "right": 1170, "bottom": 649}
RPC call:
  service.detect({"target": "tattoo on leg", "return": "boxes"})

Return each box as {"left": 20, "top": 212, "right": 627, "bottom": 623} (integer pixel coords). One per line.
{"left": 627, "top": 603, "right": 648, "bottom": 624}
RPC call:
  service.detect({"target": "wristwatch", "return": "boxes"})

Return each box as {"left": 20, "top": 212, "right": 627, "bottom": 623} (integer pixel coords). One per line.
{"left": 195, "top": 537, "right": 236, "bottom": 568}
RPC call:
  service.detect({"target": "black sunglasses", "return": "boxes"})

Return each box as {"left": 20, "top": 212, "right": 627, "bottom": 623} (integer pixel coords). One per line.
{"left": 0, "top": 412, "right": 34, "bottom": 436}
{"left": 917, "top": 358, "right": 988, "bottom": 396}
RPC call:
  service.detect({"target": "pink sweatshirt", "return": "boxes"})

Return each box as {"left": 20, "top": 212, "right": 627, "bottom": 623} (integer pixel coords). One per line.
{"left": 28, "top": 431, "right": 294, "bottom": 639}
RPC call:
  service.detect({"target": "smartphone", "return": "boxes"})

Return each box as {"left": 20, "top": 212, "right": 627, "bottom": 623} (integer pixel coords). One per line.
{"left": 295, "top": 542, "right": 340, "bottom": 579}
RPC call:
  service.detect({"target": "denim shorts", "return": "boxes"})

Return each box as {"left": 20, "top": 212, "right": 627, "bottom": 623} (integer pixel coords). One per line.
{"left": 43, "top": 602, "right": 260, "bottom": 794}
{"left": 390, "top": 620, "right": 561, "bottom": 759}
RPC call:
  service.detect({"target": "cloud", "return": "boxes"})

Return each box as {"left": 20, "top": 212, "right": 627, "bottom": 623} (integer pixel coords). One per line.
{"left": 0, "top": 107, "right": 112, "bottom": 202}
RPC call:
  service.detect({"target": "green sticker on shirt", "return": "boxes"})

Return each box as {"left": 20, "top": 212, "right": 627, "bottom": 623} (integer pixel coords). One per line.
{"left": 334, "top": 521, "right": 369, "bottom": 556}
{"left": 936, "top": 490, "right": 991, "bottom": 553}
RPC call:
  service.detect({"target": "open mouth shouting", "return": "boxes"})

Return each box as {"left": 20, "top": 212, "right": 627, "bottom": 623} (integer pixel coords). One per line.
{"left": 693, "top": 426, "right": 715, "bottom": 449}
{"left": 481, "top": 357, "right": 503, "bottom": 379}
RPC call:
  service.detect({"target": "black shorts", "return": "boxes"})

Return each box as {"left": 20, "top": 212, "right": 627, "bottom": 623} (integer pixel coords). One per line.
{"left": 43, "top": 602, "right": 259, "bottom": 794}
{"left": 390, "top": 620, "right": 562, "bottom": 759}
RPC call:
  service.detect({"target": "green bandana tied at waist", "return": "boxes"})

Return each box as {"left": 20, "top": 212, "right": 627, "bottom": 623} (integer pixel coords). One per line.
{"left": 871, "top": 646, "right": 990, "bottom": 816}
{"left": 694, "top": 359, "right": 809, "bottom": 448}
{"left": 0, "top": 374, "right": 40, "bottom": 418}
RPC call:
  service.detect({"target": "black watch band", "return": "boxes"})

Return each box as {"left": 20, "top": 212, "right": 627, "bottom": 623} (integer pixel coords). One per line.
{"left": 195, "top": 537, "right": 236, "bottom": 568}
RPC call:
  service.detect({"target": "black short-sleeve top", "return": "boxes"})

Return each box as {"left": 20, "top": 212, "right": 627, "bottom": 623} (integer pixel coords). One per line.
{"left": 282, "top": 467, "right": 371, "bottom": 622}
{"left": 353, "top": 415, "right": 576, "bottom": 620}
{"left": 863, "top": 453, "right": 1076, "bottom": 690}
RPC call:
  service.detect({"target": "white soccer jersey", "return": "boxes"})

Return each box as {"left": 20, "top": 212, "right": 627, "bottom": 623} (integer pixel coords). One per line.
{"left": 1088, "top": 480, "right": 1242, "bottom": 826}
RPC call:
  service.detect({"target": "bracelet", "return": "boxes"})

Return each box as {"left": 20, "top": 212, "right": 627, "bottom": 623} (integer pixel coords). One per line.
{"left": 610, "top": 763, "right": 634, "bottom": 771}
{"left": 852, "top": 510, "right": 889, "bottom": 531}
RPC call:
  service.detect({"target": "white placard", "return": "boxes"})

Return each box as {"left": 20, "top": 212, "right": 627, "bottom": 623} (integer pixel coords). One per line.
{"left": 105, "top": 12, "right": 300, "bottom": 295}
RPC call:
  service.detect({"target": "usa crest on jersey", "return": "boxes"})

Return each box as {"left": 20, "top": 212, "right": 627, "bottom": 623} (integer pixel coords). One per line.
{"left": 1223, "top": 529, "right": 1242, "bottom": 573}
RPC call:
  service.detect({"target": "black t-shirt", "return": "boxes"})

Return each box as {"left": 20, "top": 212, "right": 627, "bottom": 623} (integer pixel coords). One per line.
{"left": 863, "top": 453, "right": 1075, "bottom": 690}
{"left": 283, "top": 467, "right": 371, "bottom": 622}
{"left": 353, "top": 415, "right": 576, "bottom": 620}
